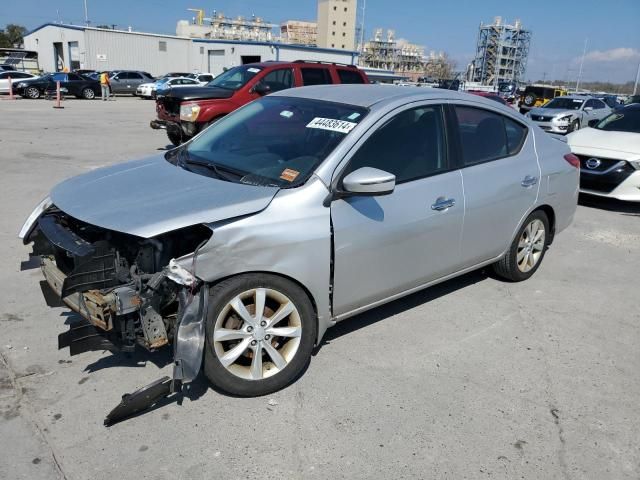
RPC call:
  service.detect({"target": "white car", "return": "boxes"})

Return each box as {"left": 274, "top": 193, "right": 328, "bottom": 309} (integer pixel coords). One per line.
{"left": 567, "top": 104, "right": 640, "bottom": 201}
{"left": 186, "top": 72, "right": 215, "bottom": 85}
{"left": 136, "top": 76, "right": 201, "bottom": 99}
{"left": 0, "top": 70, "right": 38, "bottom": 93}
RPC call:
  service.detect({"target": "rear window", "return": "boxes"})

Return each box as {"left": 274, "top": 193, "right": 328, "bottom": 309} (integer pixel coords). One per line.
{"left": 455, "top": 106, "right": 527, "bottom": 165}
{"left": 301, "top": 68, "right": 332, "bottom": 86}
{"left": 337, "top": 69, "right": 365, "bottom": 84}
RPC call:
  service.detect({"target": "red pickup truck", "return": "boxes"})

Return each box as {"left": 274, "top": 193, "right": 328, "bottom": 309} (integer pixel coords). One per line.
{"left": 151, "top": 60, "right": 370, "bottom": 145}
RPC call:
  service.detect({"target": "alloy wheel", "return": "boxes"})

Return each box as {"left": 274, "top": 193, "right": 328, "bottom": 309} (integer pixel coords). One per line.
{"left": 516, "top": 219, "right": 545, "bottom": 273}
{"left": 26, "top": 87, "right": 40, "bottom": 99}
{"left": 213, "top": 288, "right": 302, "bottom": 380}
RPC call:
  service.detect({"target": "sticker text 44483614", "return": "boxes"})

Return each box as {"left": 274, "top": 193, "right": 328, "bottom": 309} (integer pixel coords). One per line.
{"left": 306, "top": 117, "right": 357, "bottom": 134}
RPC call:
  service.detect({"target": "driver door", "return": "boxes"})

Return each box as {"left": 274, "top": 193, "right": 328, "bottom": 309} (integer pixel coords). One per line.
{"left": 331, "top": 104, "right": 465, "bottom": 317}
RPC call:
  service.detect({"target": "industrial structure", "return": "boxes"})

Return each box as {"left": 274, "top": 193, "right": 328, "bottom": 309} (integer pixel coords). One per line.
{"left": 471, "top": 16, "right": 531, "bottom": 86}
{"left": 23, "top": 23, "right": 358, "bottom": 77}
{"left": 280, "top": 21, "right": 317, "bottom": 46}
{"left": 317, "top": 0, "right": 358, "bottom": 50}
{"left": 359, "top": 29, "right": 425, "bottom": 77}
{"left": 176, "top": 10, "right": 276, "bottom": 42}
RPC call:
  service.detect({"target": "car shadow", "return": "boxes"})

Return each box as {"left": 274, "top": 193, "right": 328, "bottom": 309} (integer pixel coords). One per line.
{"left": 579, "top": 193, "right": 640, "bottom": 215}
{"left": 315, "top": 268, "right": 490, "bottom": 352}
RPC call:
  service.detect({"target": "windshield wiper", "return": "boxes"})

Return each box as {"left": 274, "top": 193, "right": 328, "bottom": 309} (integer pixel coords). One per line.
{"left": 179, "top": 149, "right": 244, "bottom": 182}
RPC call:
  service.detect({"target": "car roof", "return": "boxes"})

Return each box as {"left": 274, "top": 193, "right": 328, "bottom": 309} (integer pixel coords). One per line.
{"left": 272, "top": 84, "right": 493, "bottom": 109}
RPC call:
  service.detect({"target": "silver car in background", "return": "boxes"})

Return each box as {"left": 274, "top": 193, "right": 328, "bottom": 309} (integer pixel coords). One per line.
{"left": 527, "top": 95, "right": 612, "bottom": 134}
{"left": 20, "top": 86, "right": 578, "bottom": 410}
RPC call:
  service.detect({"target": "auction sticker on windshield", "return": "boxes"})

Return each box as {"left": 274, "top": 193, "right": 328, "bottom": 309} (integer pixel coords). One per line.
{"left": 280, "top": 168, "right": 300, "bottom": 182}
{"left": 306, "top": 117, "right": 357, "bottom": 134}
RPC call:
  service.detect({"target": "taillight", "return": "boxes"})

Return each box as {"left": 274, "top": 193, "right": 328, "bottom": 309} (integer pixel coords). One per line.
{"left": 564, "top": 153, "right": 580, "bottom": 169}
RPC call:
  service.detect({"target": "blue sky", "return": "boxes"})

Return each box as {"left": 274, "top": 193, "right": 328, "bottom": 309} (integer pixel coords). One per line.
{"left": 3, "top": 0, "right": 639, "bottom": 83}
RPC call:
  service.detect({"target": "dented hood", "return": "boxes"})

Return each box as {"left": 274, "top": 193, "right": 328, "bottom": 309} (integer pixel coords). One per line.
{"left": 50, "top": 155, "right": 278, "bottom": 238}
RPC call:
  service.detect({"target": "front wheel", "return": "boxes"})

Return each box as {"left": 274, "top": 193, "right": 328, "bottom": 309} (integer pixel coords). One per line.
{"left": 204, "top": 274, "right": 317, "bottom": 396}
{"left": 492, "top": 210, "right": 550, "bottom": 282}
{"left": 25, "top": 86, "right": 40, "bottom": 99}
{"left": 567, "top": 119, "right": 580, "bottom": 133}
{"left": 166, "top": 129, "right": 185, "bottom": 146}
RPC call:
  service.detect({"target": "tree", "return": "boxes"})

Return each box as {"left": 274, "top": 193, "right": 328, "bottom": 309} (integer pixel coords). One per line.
{"left": 424, "top": 52, "right": 457, "bottom": 81}
{"left": 0, "top": 24, "right": 27, "bottom": 47}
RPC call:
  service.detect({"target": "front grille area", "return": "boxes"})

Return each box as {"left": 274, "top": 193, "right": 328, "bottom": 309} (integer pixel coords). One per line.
{"left": 158, "top": 96, "right": 181, "bottom": 116}
{"left": 579, "top": 156, "right": 635, "bottom": 193}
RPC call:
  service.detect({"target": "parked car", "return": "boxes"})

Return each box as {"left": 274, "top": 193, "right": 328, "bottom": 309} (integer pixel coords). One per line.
{"left": 186, "top": 72, "right": 215, "bottom": 85}
{"left": 108, "top": 70, "right": 155, "bottom": 95}
{"left": 152, "top": 60, "right": 370, "bottom": 145}
{"left": 526, "top": 96, "right": 611, "bottom": 134}
{"left": 623, "top": 95, "right": 640, "bottom": 106}
{"left": 0, "top": 70, "right": 38, "bottom": 93}
{"left": 468, "top": 90, "right": 509, "bottom": 106}
{"left": 12, "top": 72, "right": 101, "bottom": 99}
{"left": 519, "top": 85, "right": 568, "bottom": 114}
{"left": 567, "top": 104, "right": 640, "bottom": 201}
{"left": 593, "top": 94, "right": 620, "bottom": 109}
{"left": 137, "top": 76, "right": 201, "bottom": 99}
{"left": 20, "top": 86, "right": 578, "bottom": 423}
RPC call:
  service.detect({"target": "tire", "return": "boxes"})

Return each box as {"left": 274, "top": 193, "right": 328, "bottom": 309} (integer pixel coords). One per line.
{"left": 25, "top": 86, "right": 40, "bottom": 99}
{"left": 166, "top": 130, "right": 184, "bottom": 146}
{"left": 567, "top": 119, "right": 579, "bottom": 133}
{"left": 523, "top": 93, "right": 536, "bottom": 106}
{"left": 82, "top": 88, "right": 95, "bottom": 100}
{"left": 204, "top": 273, "right": 317, "bottom": 397}
{"left": 492, "top": 210, "right": 550, "bottom": 282}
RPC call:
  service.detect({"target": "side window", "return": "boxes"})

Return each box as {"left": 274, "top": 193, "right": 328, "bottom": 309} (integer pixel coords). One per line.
{"left": 67, "top": 73, "right": 82, "bottom": 81}
{"left": 504, "top": 118, "right": 527, "bottom": 155}
{"left": 337, "top": 69, "right": 365, "bottom": 84}
{"left": 0, "top": 72, "right": 7, "bottom": 79}
{"left": 454, "top": 106, "right": 512, "bottom": 165}
{"left": 593, "top": 100, "right": 606, "bottom": 110}
{"left": 15, "top": 72, "right": 33, "bottom": 79}
{"left": 199, "top": 74, "right": 213, "bottom": 82}
{"left": 260, "top": 69, "right": 294, "bottom": 92}
{"left": 301, "top": 68, "right": 332, "bottom": 86}
{"left": 344, "top": 106, "right": 447, "bottom": 184}
{"left": 129, "top": 73, "right": 143, "bottom": 80}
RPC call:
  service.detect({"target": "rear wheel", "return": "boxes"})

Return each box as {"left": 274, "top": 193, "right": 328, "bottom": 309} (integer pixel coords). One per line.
{"left": 82, "top": 88, "right": 95, "bottom": 100}
{"left": 523, "top": 93, "right": 536, "bottom": 106}
{"left": 204, "top": 274, "right": 316, "bottom": 396}
{"left": 492, "top": 210, "right": 549, "bottom": 282}
{"left": 25, "top": 86, "right": 40, "bottom": 99}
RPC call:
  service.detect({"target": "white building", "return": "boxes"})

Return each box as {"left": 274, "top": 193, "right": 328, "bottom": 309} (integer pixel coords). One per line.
{"left": 23, "top": 23, "right": 359, "bottom": 77}
{"left": 317, "top": 0, "right": 357, "bottom": 51}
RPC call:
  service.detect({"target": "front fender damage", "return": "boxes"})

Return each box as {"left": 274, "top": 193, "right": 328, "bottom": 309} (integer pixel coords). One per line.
{"left": 104, "top": 276, "right": 208, "bottom": 426}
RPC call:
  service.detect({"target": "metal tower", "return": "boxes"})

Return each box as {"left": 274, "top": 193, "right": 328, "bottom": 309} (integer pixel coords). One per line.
{"left": 472, "top": 17, "right": 531, "bottom": 85}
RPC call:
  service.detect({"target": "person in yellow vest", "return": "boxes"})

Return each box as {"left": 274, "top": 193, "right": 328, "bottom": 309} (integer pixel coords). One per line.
{"left": 100, "top": 72, "right": 110, "bottom": 101}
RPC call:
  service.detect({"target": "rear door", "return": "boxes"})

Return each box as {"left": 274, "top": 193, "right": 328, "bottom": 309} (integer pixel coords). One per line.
{"left": 331, "top": 103, "right": 465, "bottom": 316}
{"left": 65, "top": 73, "right": 85, "bottom": 95}
{"left": 450, "top": 104, "right": 537, "bottom": 267}
{"left": 128, "top": 72, "right": 144, "bottom": 90}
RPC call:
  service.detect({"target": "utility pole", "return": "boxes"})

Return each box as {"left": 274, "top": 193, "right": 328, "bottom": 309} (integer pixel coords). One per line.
{"left": 576, "top": 37, "right": 587, "bottom": 92}
{"left": 83, "top": 0, "right": 89, "bottom": 26}
{"left": 359, "top": 0, "right": 366, "bottom": 54}
{"left": 634, "top": 60, "right": 640, "bottom": 95}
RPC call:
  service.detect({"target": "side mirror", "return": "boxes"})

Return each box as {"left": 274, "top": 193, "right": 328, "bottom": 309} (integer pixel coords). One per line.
{"left": 252, "top": 82, "right": 271, "bottom": 95}
{"left": 583, "top": 106, "right": 593, "bottom": 112}
{"left": 342, "top": 167, "right": 396, "bottom": 196}
{"left": 588, "top": 119, "right": 599, "bottom": 127}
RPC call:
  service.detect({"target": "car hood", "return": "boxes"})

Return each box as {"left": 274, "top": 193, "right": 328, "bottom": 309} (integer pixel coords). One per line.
{"left": 567, "top": 128, "right": 640, "bottom": 159}
{"left": 159, "top": 86, "right": 234, "bottom": 102}
{"left": 50, "top": 155, "right": 279, "bottom": 238}
{"left": 529, "top": 107, "right": 577, "bottom": 117}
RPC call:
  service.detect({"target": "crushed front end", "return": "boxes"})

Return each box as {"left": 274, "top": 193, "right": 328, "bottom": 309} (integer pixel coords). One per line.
{"left": 21, "top": 201, "right": 212, "bottom": 424}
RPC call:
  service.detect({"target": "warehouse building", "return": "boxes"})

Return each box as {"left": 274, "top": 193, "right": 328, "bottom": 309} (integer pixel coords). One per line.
{"left": 23, "top": 23, "right": 359, "bottom": 77}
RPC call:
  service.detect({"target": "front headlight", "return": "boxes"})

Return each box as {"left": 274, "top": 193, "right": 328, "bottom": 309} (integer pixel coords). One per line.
{"left": 180, "top": 104, "right": 201, "bottom": 122}
{"left": 17, "top": 82, "right": 28, "bottom": 88}
{"left": 557, "top": 114, "right": 572, "bottom": 123}
{"left": 18, "top": 196, "right": 52, "bottom": 241}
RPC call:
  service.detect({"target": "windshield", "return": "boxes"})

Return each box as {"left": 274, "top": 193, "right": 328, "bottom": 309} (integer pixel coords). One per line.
{"left": 498, "top": 83, "right": 514, "bottom": 92}
{"left": 544, "top": 98, "right": 584, "bottom": 110}
{"left": 594, "top": 110, "right": 640, "bottom": 133}
{"left": 183, "top": 96, "right": 368, "bottom": 187}
{"left": 157, "top": 77, "right": 171, "bottom": 85}
{"left": 206, "top": 65, "right": 262, "bottom": 90}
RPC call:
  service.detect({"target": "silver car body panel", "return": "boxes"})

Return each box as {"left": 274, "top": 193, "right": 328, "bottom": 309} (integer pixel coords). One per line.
{"left": 49, "top": 155, "right": 279, "bottom": 238}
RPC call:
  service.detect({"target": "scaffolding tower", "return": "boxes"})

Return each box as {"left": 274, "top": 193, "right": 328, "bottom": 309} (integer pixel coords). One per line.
{"left": 472, "top": 17, "right": 531, "bottom": 86}
{"left": 360, "top": 29, "right": 425, "bottom": 73}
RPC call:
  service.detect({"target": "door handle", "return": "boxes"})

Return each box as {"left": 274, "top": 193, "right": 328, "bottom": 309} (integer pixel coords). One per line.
{"left": 521, "top": 175, "right": 538, "bottom": 188}
{"left": 431, "top": 197, "right": 456, "bottom": 211}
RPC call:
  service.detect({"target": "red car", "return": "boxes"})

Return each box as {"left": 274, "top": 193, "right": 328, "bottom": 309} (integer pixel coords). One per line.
{"left": 152, "top": 60, "right": 369, "bottom": 145}
{"left": 467, "top": 90, "right": 509, "bottom": 106}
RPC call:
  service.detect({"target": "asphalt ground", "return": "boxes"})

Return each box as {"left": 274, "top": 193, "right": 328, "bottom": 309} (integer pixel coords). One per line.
{"left": 0, "top": 96, "right": 639, "bottom": 480}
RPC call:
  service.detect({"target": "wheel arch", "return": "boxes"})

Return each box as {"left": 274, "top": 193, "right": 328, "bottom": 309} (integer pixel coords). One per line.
{"left": 534, "top": 204, "right": 556, "bottom": 244}
{"left": 206, "top": 270, "right": 322, "bottom": 344}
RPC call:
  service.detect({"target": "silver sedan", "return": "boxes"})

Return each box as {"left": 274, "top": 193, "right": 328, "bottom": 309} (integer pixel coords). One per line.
{"left": 20, "top": 86, "right": 578, "bottom": 407}
{"left": 527, "top": 95, "right": 612, "bottom": 134}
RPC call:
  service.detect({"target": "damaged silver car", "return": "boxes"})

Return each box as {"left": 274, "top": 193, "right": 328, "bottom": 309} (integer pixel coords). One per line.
{"left": 20, "top": 86, "right": 578, "bottom": 423}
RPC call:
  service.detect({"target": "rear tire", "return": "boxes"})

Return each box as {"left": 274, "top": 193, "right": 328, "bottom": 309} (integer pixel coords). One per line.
{"left": 492, "top": 210, "right": 550, "bottom": 282}
{"left": 203, "top": 273, "right": 317, "bottom": 397}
